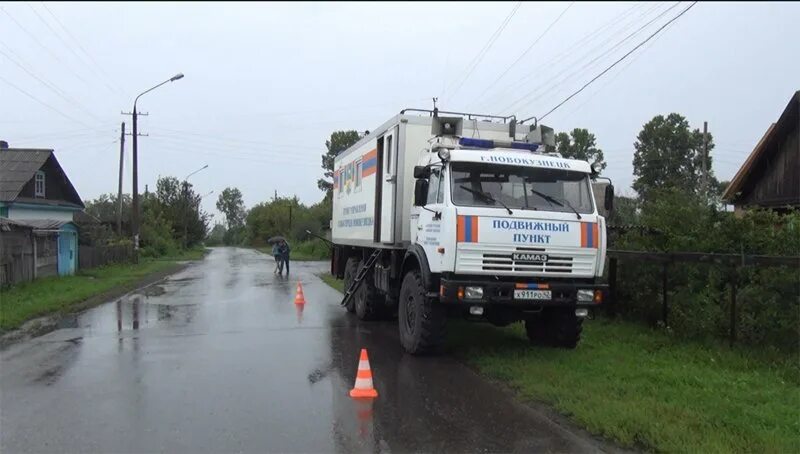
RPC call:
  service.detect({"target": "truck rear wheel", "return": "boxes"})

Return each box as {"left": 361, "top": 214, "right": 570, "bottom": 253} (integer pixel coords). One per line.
{"left": 398, "top": 270, "right": 446, "bottom": 355}
{"left": 354, "top": 259, "right": 384, "bottom": 320}
{"left": 342, "top": 257, "right": 359, "bottom": 313}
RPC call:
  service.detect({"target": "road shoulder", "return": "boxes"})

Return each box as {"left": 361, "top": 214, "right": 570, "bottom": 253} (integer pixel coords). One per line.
{"left": 0, "top": 255, "right": 203, "bottom": 349}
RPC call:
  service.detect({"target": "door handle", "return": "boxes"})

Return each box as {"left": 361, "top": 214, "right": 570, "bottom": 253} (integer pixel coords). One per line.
{"left": 385, "top": 175, "right": 396, "bottom": 183}
{"left": 417, "top": 225, "right": 423, "bottom": 230}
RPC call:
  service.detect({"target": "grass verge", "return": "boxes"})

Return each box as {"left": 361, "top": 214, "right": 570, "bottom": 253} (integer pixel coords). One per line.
{"left": 256, "top": 239, "right": 330, "bottom": 262}
{"left": 0, "top": 248, "right": 208, "bottom": 331}
{"left": 319, "top": 273, "right": 344, "bottom": 292}
{"left": 448, "top": 320, "right": 799, "bottom": 453}
{"left": 317, "top": 273, "right": 800, "bottom": 453}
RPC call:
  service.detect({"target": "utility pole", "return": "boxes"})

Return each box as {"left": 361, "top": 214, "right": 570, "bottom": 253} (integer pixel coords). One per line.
{"left": 702, "top": 121, "right": 708, "bottom": 198}
{"left": 131, "top": 106, "right": 139, "bottom": 250}
{"left": 121, "top": 110, "right": 149, "bottom": 249}
{"left": 117, "top": 122, "right": 125, "bottom": 236}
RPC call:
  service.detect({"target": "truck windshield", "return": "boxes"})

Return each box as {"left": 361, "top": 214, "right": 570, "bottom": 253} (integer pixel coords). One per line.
{"left": 450, "top": 162, "right": 594, "bottom": 214}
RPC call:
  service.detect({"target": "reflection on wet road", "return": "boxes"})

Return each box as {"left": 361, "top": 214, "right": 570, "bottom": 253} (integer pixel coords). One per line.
{"left": 1, "top": 247, "right": 602, "bottom": 453}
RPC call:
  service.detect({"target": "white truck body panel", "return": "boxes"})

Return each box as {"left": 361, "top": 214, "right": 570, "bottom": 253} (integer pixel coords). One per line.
{"left": 332, "top": 114, "right": 534, "bottom": 249}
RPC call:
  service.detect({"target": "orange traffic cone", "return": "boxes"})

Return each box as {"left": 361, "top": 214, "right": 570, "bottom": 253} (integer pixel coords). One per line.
{"left": 349, "top": 349, "right": 378, "bottom": 399}
{"left": 294, "top": 282, "right": 306, "bottom": 305}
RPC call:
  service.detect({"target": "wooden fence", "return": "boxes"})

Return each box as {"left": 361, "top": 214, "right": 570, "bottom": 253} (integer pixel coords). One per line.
{"left": 606, "top": 250, "right": 800, "bottom": 345}
{"left": 0, "top": 252, "right": 35, "bottom": 287}
{"left": 78, "top": 244, "right": 135, "bottom": 270}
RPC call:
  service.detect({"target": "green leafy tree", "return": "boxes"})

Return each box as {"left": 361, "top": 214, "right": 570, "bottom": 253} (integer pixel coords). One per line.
{"left": 216, "top": 187, "right": 246, "bottom": 245}
{"left": 317, "top": 130, "right": 361, "bottom": 198}
{"left": 216, "top": 187, "right": 246, "bottom": 229}
{"left": 206, "top": 223, "right": 226, "bottom": 246}
{"left": 555, "top": 128, "right": 606, "bottom": 169}
{"left": 632, "top": 113, "right": 715, "bottom": 201}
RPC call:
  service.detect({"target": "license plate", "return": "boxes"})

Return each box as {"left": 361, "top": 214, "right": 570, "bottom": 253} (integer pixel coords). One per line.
{"left": 513, "top": 289, "right": 552, "bottom": 300}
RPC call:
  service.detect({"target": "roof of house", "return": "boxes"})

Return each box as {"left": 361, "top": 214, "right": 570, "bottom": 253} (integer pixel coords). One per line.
{"left": 0, "top": 218, "right": 73, "bottom": 232}
{"left": 0, "top": 217, "right": 34, "bottom": 232}
{"left": 0, "top": 148, "right": 84, "bottom": 208}
{"left": 722, "top": 91, "right": 800, "bottom": 202}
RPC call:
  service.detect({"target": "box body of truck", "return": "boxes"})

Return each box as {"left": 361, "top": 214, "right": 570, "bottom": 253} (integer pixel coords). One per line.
{"left": 332, "top": 113, "right": 534, "bottom": 249}
{"left": 331, "top": 109, "right": 611, "bottom": 354}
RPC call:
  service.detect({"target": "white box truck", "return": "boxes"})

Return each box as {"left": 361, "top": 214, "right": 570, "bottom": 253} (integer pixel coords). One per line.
{"left": 330, "top": 108, "right": 613, "bottom": 354}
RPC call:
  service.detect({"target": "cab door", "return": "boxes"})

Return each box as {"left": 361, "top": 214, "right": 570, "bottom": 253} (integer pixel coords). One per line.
{"left": 416, "top": 165, "right": 446, "bottom": 271}
{"left": 379, "top": 127, "right": 398, "bottom": 244}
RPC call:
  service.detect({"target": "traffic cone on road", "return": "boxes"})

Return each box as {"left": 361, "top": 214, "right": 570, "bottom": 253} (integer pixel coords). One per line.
{"left": 349, "top": 349, "right": 378, "bottom": 399}
{"left": 294, "top": 282, "right": 306, "bottom": 305}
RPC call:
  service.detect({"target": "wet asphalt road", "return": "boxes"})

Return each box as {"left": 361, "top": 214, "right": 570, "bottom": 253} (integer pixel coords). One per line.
{"left": 1, "top": 247, "right": 602, "bottom": 453}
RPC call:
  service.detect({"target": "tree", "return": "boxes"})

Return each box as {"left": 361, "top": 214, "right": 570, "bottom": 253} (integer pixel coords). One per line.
{"left": 632, "top": 113, "right": 715, "bottom": 201}
{"left": 206, "top": 223, "right": 226, "bottom": 246}
{"left": 216, "top": 187, "right": 246, "bottom": 229}
{"left": 318, "top": 130, "right": 361, "bottom": 198}
{"left": 555, "top": 128, "right": 606, "bottom": 170}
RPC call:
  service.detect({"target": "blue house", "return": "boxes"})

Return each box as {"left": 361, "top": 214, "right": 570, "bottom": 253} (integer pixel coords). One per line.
{"left": 0, "top": 143, "right": 84, "bottom": 276}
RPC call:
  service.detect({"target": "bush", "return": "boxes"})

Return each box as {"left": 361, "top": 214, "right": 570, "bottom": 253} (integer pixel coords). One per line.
{"left": 291, "top": 238, "right": 331, "bottom": 260}
{"left": 613, "top": 189, "right": 799, "bottom": 351}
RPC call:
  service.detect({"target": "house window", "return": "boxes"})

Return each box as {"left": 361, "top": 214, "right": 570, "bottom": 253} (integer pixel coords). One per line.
{"left": 35, "top": 171, "right": 45, "bottom": 197}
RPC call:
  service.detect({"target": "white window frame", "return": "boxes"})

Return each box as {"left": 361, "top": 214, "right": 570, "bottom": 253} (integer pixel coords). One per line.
{"left": 35, "top": 171, "right": 45, "bottom": 197}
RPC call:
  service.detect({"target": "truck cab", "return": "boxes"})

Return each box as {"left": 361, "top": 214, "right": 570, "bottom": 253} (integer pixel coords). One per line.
{"left": 402, "top": 137, "right": 612, "bottom": 351}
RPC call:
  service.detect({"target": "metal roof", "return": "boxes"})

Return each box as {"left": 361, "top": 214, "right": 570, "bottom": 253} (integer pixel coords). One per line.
{"left": 0, "top": 217, "right": 34, "bottom": 232}
{"left": 0, "top": 218, "right": 74, "bottom": 232}
{"left": 15, "top": 219, "right": 74, "bottom": 230}
{"left": 0, "top": 148, "right": 53, "bottom": 201}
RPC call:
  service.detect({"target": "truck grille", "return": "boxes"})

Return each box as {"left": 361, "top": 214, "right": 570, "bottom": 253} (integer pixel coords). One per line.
{"left": 456, "top": 244, "right": 596, "bottom": 277}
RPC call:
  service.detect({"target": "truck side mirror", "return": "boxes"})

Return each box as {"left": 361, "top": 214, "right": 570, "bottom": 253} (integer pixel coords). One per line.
{"left": 413, "top": 165, "right": 430, "bottom": 179}
{"left": 605, "top": 184, "right": 614, "bottom": 213}
{"left": 414, "top": 179, "right": 429, "bottom": 206}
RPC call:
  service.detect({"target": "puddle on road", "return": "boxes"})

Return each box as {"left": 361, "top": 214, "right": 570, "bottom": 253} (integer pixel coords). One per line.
{"left": 142, "top": 285, "right": 166, "bottom": 297}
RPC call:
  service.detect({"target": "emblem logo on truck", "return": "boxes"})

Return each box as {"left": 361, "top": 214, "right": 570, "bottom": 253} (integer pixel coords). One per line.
{"left": 512, "top": 253, "right": 549, "bottom": 263}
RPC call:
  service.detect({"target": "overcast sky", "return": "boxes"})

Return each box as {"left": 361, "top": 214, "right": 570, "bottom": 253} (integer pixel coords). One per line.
{"left": 2, "top": 1, "right": 798, "bottom": 221}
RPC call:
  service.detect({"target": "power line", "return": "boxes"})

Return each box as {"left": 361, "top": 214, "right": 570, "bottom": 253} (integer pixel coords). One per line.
{"left": 470, "top": 2, "right": 574, "bottom": 109}
{"left": 483, "top": 2, "right": 647, "bottom": 112}
{"left": 535, "top": 1, "right": 698, "bottom": 122}
{"left": 39, "top": 1, "right": 125, "bottom": 96}
{"left": 504, "top": 2, "right": 676, "bottom": 115}
{"left": 0, "top": 74, "right": 95, "bottom": 128}
{"left": 148, "top": 128, "right": 322, "bottom": 151}
{"left": 0, "top": 5, "right": 94, "bottom": 88}
{"left": 555, "top": 15, "right": 679, "bottom": 123}
{"left": 26, "top": 3, "right": 118, "bottom": 96}
{"left": 443, "top": 2, "right": 522, "bottom": 104}
{"left": 0, "top": 46, "right": 104, "bottom": 122}
{"left": 522, "top": 2, "right": 678, "bottom": 114}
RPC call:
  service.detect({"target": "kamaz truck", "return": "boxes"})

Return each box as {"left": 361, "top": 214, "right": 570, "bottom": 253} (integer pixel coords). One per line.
{"left": 330, "top": 109, "right": 613, "bottom": 354}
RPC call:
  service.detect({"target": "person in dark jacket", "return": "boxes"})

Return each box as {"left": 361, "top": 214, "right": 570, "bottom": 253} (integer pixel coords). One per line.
{"left": 279, "top": 240, "right": 291, "bottom": 276}
{"left": 272, "top": 242, "right": 283, "bottom": 274}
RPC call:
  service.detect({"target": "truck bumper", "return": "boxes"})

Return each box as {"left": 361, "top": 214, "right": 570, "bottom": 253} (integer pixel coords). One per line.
{"left": 438, "top": 277, "right": 606, "bottom": 308}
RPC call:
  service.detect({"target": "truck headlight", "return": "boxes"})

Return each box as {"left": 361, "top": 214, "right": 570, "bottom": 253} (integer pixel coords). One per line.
{"left": 577, "top": 289, "right": 594, "bottom": 302}
{"left": 464, "top": 286, "right": 484, "bottom": 299}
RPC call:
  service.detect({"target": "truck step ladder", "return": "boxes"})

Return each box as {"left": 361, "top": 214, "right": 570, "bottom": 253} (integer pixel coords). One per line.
{"left": 341, "top": 250, "right": 381, "bottom": 307}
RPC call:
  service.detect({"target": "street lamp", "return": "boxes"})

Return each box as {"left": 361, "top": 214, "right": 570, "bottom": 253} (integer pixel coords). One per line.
{"left": 185, "top": 164, "right": 208, "bottom": 180}
{"left": 182, "top": 165, "right": 209, "bottom": 248}
{"left": 130, "top": 72, "right": 184, "bottom": 250}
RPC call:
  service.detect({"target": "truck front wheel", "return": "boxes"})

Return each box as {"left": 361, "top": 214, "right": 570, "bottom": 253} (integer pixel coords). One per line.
{"left": 524, "top": 308, "right": 582, "bottom": 349}
{"left": 342, "top": 257, "right": 359, "bottom": 313}
{"left": 398, "top": 270, "right": 446, "bottom": 355}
